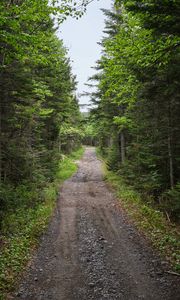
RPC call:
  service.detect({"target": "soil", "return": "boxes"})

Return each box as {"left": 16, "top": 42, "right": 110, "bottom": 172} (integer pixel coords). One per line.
{"left": 13, "top": 147, "right": 180, "bottom": 300}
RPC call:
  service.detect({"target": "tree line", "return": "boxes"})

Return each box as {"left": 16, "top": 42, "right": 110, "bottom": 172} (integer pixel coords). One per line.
{"left": 89, "top": 0, "right": 180, "bottom": 219}
{"left": 0, "top": 0, "right": 89, "bottom": 224}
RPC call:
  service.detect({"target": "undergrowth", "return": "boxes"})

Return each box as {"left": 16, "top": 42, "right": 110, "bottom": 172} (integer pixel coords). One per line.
{"left": 0, "top": 147, "right": 84, "bottom": 299}
{"left": 101, "top": 160, "right": 180, "bottom": 273}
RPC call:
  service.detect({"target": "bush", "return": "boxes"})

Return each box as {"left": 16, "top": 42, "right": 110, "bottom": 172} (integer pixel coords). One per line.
{"left": 106, "top": 144, "right": 120, "bottom": 171}
{"left": 160, "top": 183, "right": 180, "bottom": 221}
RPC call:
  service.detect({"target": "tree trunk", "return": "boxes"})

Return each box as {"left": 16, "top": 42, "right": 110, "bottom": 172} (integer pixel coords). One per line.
{"left": 168, "top": 101, "right": 174, "bottom": 189}
{"left": 0, "top": 105, "right": 2, "bottom": 183}
{"left": 120, "top": 131, "right": 125, "bottom": 163}
{"left": 168, "top": 133, "right": 174, "bottom": 188}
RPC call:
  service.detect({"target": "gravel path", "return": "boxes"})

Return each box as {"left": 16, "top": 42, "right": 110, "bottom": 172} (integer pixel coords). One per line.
{"left": 14, "top": 147, "right": 180, "bottom": 300}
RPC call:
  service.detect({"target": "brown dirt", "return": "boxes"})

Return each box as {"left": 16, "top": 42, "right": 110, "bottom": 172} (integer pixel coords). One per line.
{"left": 14, "top": 147, "right": 180, "bottom": 299}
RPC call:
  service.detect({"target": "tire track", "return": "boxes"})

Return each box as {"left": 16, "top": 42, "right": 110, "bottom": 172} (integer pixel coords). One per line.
{"left": 13, "top": 147, "right": 180, "bottom": 300}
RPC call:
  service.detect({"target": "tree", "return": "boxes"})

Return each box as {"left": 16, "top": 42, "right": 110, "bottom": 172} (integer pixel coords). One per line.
{"left": 0, "top": 0, "right": 83, "bottom": 217}
{"left": 89, "top": 1, "right": 180, "bottom": 218}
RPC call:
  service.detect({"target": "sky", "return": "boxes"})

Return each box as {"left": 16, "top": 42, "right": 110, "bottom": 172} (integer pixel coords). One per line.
{"left": 57, "top": 0, "right": 112, "bottom": 111}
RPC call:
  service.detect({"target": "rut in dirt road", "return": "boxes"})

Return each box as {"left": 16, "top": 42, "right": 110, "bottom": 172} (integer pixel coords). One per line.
{"left": 14, "top": 147, "right": 180, "bottom": 300}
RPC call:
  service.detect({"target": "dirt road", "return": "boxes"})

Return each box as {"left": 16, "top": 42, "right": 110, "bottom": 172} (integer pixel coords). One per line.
{"left": 14, "top": 148, "right": 179, "bottom": 300}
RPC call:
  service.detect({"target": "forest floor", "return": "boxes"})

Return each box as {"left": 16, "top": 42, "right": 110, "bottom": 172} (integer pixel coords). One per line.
{"left": 12, "top": 147, "right": 180, "bottom": 300}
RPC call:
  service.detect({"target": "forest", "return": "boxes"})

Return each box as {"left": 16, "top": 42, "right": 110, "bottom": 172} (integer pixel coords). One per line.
{"left": 0, "top": 0, "right": 180, "bottom": 297}
{"left": 0, "top": 0, "right": 85, "bottom": 223}
{"left": 88, "top": 0, "right": 180, "bottom": 220}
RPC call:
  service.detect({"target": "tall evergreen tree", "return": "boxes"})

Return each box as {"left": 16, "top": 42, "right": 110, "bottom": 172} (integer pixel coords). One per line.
{"left": 0, "top": 0, "right": 83, "bottom": 216}
{"left": 89, "top": 1, "right": 180, "bottom": 218}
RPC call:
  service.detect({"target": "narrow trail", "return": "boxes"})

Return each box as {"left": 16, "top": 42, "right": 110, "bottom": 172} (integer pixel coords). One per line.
{"left": 14, "top": 148, "right": 179, "bottom": 300}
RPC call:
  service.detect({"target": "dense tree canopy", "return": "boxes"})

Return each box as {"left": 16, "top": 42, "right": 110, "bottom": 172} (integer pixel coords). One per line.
{"left": 0, "top": 0, "right": 84, "bottom": 219}
{"left": 89, "top": 1, "right": 180, "bottom": 219}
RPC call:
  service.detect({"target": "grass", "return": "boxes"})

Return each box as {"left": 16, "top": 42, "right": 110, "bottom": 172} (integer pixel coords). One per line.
{"left": 56, "top": 147, "right": 84, "bottom": 183}
{"left": 101, "top": 160, "right": 180, "bottom": 273}
{"left": 0, "top": 147, "right": 84, "bottom": 300}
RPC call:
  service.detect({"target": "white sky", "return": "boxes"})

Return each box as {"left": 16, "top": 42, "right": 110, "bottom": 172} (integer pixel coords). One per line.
{"left": 57, "top": 0, "right": 112, "bottom": 111}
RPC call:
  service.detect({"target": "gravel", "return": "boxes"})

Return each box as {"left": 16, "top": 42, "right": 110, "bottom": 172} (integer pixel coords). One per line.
{"left": 13, "top": 147, "right": 180, "bottom": 300}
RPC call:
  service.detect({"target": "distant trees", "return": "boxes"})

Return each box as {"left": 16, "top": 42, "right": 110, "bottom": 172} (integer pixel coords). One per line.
{"left": 89, "top": 1, "right": 180, "bottom": 219}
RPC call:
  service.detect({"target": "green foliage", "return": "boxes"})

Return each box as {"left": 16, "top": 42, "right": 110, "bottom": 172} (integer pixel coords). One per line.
{"left": 89, "top": 2, "right": 180, "bottom": 219}
{"left": 57, "top": 147, "right": 84, "bottom": 182}
{"left": 59, "top": 124, "right": 83, "bottom": 153}
{"left": 160, "top": 183, "right": 180, "bottom": 220}
{"left": 69, "top": 147, "right": 85, "bottom": 160}
{"left": 83, "top": 123, "right": 97, "bottom": 146}
{"left": 0, "top": 0, "right": 83, "bottom": 213}
{"left": 106, "top": 143, "right": 120, "bottom": 171}
{"left": 113, "top": 116, "right": 133, "bottom": 130}
{"left": 0, "top": 200, "right": 55, "bottom": 298}
{"left": 57, "top": 159, "right": 75, "bottom": 181}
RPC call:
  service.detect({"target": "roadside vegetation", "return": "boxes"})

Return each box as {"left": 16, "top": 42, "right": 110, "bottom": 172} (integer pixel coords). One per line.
{"left": 0, "top": 147, "right": 84, "bottom": 299}
{"left": 96, "top": 148, "right": 180, "bottom": 273}
{"left": 88, "top": 1, "right": 180, "bottom": 221}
